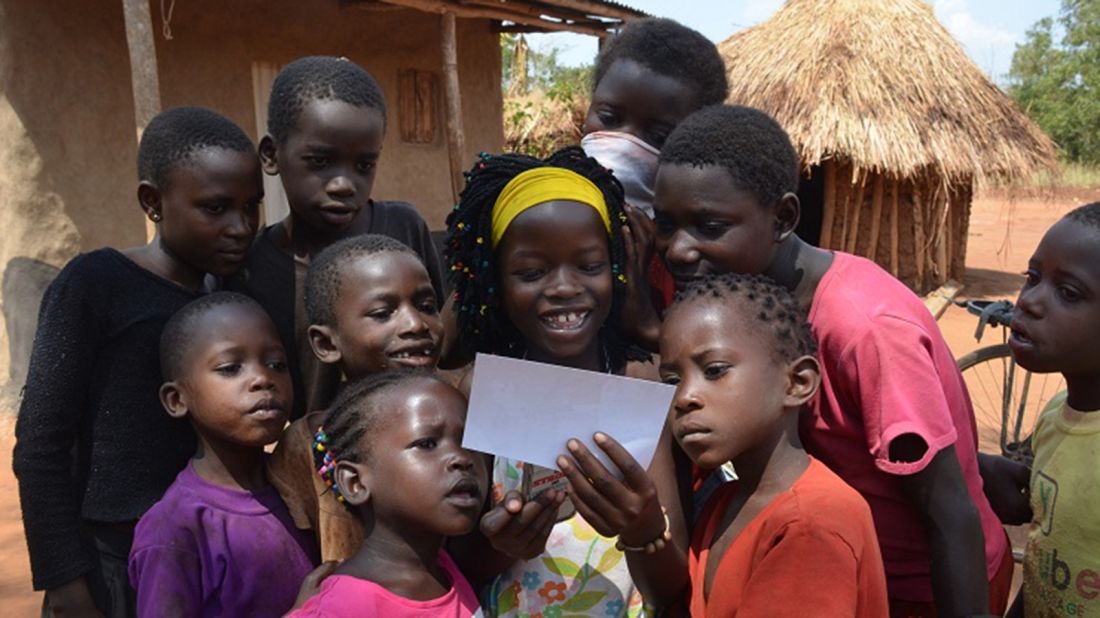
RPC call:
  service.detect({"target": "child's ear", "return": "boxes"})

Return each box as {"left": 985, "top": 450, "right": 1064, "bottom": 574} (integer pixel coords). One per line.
{"left": 783, "top": 354, "right": 820, "bottom": 408}
{"left": 307, "top": 324, "right": 344, "bottom": 365}
{"left": 159, "top": 381, "right": 189, "bottom": 419}
{"left": 774, "top": 192, "right": 801, "bottom": 242}
{"left": 137, "top": 181, "right": 163, "bottom": 224}
{"left": 258, "top": 135, "right": 280, "bottom": 176}
{"left": 335, "top": 461, "right": 371, "bottom": 507}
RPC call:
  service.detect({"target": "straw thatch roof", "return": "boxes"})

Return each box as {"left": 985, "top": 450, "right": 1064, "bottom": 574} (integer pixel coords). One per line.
{"left": 718, "top": 0, "right": 1057, "bottom": 184}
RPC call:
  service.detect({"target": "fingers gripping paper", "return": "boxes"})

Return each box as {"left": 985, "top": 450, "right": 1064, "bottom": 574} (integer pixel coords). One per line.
{"left": 462, "top": 354, "right": 676, "bottom": 472}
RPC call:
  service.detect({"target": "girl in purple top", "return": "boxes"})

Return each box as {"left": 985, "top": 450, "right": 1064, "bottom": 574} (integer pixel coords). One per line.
{"left": 289, "top": 371, "right": 486, "bottom": 617}
{"left": 128, "top": 293, "right": 319, "bottom": 617}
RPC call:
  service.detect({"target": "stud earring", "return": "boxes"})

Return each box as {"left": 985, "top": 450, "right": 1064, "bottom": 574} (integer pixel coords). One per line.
{"left": 150, "top": 213, "right": 162, "bottom": 222}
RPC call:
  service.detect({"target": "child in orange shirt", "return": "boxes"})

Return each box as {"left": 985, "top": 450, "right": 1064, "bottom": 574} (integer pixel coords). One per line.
{"left": 558, "top": 274, "right": 888, "bottom": 617}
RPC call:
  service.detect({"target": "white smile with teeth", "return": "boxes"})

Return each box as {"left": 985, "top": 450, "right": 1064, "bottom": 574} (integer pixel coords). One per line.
{"left": 390, "top": 348, "right": 432, "bottom": 358}
{"left": 542, "top": 311, "right": 589, "bottom": 331}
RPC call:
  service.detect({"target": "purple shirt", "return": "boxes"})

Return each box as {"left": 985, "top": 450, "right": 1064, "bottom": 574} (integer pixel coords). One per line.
{"left": 129, "top": 462, "right": 319, "bottom": 617}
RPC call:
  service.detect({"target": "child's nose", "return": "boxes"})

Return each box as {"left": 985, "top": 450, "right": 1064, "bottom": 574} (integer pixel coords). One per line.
{"left": 545, "top": 268, "right": 582, "bottom": 298}
{"left": 447, "top": 448, "right": 475, "bottom": 472}
{"left": 325, "top": 173, "right": 355, "bottom": 197}
{"left": 1015, "top": 284, "right": 1044, "bottom": 319}
{"left": 397, "top": 306, "right": 429, "bottom": 335}
{"left": 664, "top": 230, "right": 699, "bottom": 266}
{"left": 671, "top": 382, "right": 702, "bottom": 416}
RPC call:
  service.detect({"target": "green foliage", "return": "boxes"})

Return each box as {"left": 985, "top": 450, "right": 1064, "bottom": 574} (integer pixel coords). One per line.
{"left": 501, "top": 33, "right": 594, "bottom": 100}
{"left": 1008, "top": 1, "right": 1100, "bottom": 163}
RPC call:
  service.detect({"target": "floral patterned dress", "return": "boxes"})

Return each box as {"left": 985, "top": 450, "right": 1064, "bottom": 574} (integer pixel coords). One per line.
{"left": 483, "top": 458, "right": 648, "bottom": 618}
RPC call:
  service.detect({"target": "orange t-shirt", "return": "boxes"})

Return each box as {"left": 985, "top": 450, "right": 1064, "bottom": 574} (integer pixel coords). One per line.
{"left": 689, "top": 458, "right": 887, "bottom": 618}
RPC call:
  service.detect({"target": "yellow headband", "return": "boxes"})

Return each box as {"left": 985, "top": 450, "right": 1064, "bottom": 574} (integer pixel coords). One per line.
{"left": 490, "top": 167, "right": 611, "bottom": 248}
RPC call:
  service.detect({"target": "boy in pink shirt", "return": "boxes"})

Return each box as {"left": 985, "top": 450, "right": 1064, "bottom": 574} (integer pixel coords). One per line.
{"left": 647, "top": 105, "right": 1011, "bottom": 616}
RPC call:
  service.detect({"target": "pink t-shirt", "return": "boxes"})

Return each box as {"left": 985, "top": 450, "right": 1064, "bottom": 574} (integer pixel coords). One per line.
{"left": 288, "top": 550, "right": 482, "bottom": 617}
{"left": 803, "top": 252, "right": 1007, "bottom": 603}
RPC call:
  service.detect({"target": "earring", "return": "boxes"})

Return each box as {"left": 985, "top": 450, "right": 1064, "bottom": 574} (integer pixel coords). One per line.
{"left": 150, "top": 212, "right": 162, "bottom": 222}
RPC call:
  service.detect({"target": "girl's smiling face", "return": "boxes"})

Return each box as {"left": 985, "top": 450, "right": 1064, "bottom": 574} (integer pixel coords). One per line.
{"left": 497, "top": 200, "right": 613, "bottom": 369}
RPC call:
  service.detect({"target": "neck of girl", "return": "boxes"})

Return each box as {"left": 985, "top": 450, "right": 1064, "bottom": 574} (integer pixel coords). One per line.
{"left": 729, "top": 412, "right": 810, "bottom": 504}
{"left": 1065, "top": 372, "right": 1100, "bottom": 411}
{"left": 125, "top": 236, "right": 206, "bottom": 291}
{"left": 527, "top": 340, "right": 606, "bottom": 373}
{"left": 339, "top": 516, "right": 450, "bottom": 601}
{"left": 190, "top": 436, "right": 267, "bottom": 491}
{"left": 762, "top": 235, "right": 834, "bottom": 314}
{"left": 277, "top": 207, "right": 372, "bottom": 262}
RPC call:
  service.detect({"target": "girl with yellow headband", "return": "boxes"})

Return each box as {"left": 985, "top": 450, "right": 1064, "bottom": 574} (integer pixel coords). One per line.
{"left": 445, "top": 146, "right": 653, "bottom": 617}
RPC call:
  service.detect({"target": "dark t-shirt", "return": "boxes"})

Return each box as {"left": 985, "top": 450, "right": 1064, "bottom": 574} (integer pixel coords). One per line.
{"left": 229, "top": 200, "right": 445, "bottom": 417}
{"left": 13, "top": 248, "right": 200, "bottom": 590}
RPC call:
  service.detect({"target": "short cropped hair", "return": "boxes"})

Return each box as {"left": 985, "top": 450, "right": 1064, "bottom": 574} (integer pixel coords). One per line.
{"left": 670, "top": 273, "right": 816, "bottom": 363}
{"left": 660, "top": 105, "right": 800, "bottom": 208}
{"left": 160, "top": 292, "right": 266, "bottom": 380}
{"left": 137, "top": 107, "right": 255, "bottom": 187}
{"left": 1065, "top": 201, "right": 1100, "bottom": 232}
{"left": 304, "top": 234, "right": 417, "bottom": 327}
{"left": 267, "top": 56, "right": 387, "bottom": 143}
{"left": 594, "top": 18, "right": 729, "bottom": 109}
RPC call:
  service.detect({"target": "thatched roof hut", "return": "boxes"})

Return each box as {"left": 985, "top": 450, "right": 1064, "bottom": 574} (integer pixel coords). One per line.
{"left": 718, "top": 0, "right": 1057, "bottom": 292}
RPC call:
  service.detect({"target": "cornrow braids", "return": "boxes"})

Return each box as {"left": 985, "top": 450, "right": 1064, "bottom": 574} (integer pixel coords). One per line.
{"left": 444, "top": 146, "right": 647, "bottom": 373}
{"left": 671, "top": 273, "right": 817, "bottom": 363}
{"left": 313, "top": 370, "right": 444, "bottom": 511}
{"left": 304, "top": 234, "right": 416, "bottom": 326}
{"left": 1065, "top": 201, "right": 1100, "bottom": 232}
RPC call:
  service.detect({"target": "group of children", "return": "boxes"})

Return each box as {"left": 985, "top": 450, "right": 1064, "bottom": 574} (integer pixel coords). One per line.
{"left": 12, "top": 14, "right": 1099, "bottom": 618}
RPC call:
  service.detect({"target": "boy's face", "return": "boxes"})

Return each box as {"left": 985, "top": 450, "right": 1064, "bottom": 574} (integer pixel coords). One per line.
{"left": 264, "top": 99, "right": 385, "bottom": 233}
{"left": 654, "top": 163, "right": 779, "bottom": 289}
{"left": 168, "top": 304, "right": 292, "bottom": 448}
{"left": 583, "top": 59, "right": 697, "bottom": 150}
{"left": 357, "top": 379, "right": 487, "bottom": 536}
{"left": 1009, "top": 218, "right": 1100, "bottom": 376}
{"left": 658, "top": 299, "right": 797, "bottom": 470}
{"left": 320, "top": 252, "right": 442, "bottom": 378}
{"left": 152, "top": 148, "right": 263, "bottom": 278}
{"left": 497, "top": 201, "right": 613, "bottom": 366}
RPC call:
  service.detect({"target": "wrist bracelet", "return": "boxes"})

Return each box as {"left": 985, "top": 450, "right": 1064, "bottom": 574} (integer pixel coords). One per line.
{"left": 615, "top": 508, "right": 673, "bottom": 554}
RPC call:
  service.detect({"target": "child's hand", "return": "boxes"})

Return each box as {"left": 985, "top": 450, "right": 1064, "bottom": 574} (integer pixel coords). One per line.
{"left": 978, "top": 453, "right": 1032, "bottom": 525}
{"left": 557, "top": 432, "right": 665, "bottom": 545}
{"left": 45, "top": 578, "right": 104, "bottom": 618}
{"left": 479, "top": 489, "right": 564, "bottom": 560}
{"left": 619, "top": 205, "right": 661, "bottom": 351}
{"left": 288, "top": 560, "right": 338, "bottom": 612}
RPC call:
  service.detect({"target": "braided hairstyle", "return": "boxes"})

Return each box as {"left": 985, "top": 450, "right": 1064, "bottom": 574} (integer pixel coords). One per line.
{"left": 445, "top": 146, "right": 645, "bottom": 372}
{"left": 313, "top": 369, "right": 445, "bottom": 508}
{"left": 670, "top": 273, "right": 816, "bottom": 363}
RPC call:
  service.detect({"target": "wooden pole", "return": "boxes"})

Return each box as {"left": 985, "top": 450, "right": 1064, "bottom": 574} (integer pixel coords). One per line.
{"left": 845, "top": 171, "right": 866, "bottom": 254}
{"left": 913, "top": 182, "right": 926, "bottom": 290}
{"left": 867, "top": 174, "right": 885, "bottom": 262}
{"left": 441, "top": 11, "right": 468, "bottom": 205}
{"left": 889, "top": 179, "right": 900, "bottom": 277}
{"left": 837, "top": 164, "right": 852, "bottom": 253}
{"left": 819, "top": 160, "right": 837, "bottom": 249}
{"left": 122, "top": 0, "right": 162, "bottom": 241}
{"left": 933, "top": 186, "right": 949, "bottom": 286}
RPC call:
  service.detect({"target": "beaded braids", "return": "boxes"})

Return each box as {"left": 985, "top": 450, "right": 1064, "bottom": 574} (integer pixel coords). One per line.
{"left": 312, "top": 369, "right": 444, "bottom": 507}
{"left": 444, "top": 146, "right": 644, "bottom": 372}
{"left": 670, "top": 273, "right": 817, "bottom": 363}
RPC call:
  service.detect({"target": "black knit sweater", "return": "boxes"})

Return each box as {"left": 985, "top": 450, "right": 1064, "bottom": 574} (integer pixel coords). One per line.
{"left": 13, "top": 249, "right": 199, "bottom": 590}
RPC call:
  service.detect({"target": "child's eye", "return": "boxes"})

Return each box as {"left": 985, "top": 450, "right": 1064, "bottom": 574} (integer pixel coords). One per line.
{"left": 412, "top": 437, "right": 438, "bottom": 450}
{"left": 356, "top": 160, "right": 376, "bottom": 174}
{"left": 596, "top": 109, "right": 620, "bottom": 127}
{"left": 1023, "top": 270, "right": 1040, "bottom": 286}
{"left": 214, "top": 363, "right": 241, "bottom": 376}
{"left": 304, "top": 156, "right": 329, "bottom": 169}
{"left": 418, "top": 300, "right": 439, "bottom": 315}
{"left": 579, "top": 262, "right": 607, "bottom": 275}
{"left": 703, "top": 363, "right": 731, "bottom": 380}
{"left": 699, "top": 221, "right": 729, "bottom": 237}
{"left": 203, "top": 203, "right": 227, "bottom": 215}
{"left": 1058, "top": 286, "right": 1083, "bottom": 303}
{"left": 267, "top": 359, "right": 288, "bottom": 372}
{"left": 514, "top": 269, "right": 545, "bottom": 282}
{"left": 660, "top": 374, "right": 681, "bottom": 386}
{"left": 367, "top": 308, "right": 394, "bottom": 321}
{"left": 653, "top": 215, "right": 674, "bottom": 236}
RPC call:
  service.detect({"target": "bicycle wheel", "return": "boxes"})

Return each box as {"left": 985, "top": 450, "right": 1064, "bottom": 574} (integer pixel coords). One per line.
{"left": 957, "top": 344, "right": 1065, "bottom": 459}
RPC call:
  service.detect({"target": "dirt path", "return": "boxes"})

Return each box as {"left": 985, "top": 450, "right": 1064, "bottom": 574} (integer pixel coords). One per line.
{"left": 0, "top": 190, "right": 1095, "bottom": 615}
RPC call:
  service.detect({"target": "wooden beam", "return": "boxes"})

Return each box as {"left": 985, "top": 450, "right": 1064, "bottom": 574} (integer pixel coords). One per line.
{"left": 441, "top": 11, "right": 468, "bottom": 205}
{"left": 122, "top": 0, "right": 162, "bottom": 241}
{"left": 845, "top": 172, "right": 867, "bottom": 254}
{"left": 535, "top": 0, "right": 645, "bottom": 22}
{"left": 377, "top": 0, "right": 614, "bottom": 36}
{"left": 867, "top": 174, "right": 885, "bottom": 262}
{"left": 819, "top": 160, "right": 837, "bottom": 249}
{"left": 889, "top": 179, "right": 900, "bottom": 277}
{"left": 913, "top": 183, "right": 926, "bottom": 290}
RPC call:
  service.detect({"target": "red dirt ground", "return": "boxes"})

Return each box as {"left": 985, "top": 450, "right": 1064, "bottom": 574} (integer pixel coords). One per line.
{"left": 0, "top": 189, "right": 1096, "bottom": 615}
